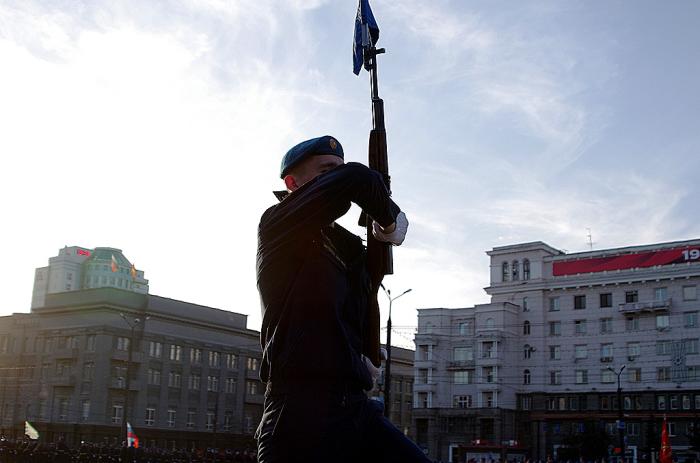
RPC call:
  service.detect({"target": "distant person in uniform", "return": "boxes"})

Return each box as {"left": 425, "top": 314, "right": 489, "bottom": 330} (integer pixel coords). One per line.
{"left": 255, "top": 135, "right": 427, "bottom": 462}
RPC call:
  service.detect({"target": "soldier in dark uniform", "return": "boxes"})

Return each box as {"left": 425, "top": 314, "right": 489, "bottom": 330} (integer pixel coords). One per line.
{"left": 255, "top": 136, "right": 428, "bottom": 463}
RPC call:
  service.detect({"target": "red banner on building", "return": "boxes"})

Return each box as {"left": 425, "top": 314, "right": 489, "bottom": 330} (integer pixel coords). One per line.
{"left": 553, "top": 247, "right": 700, "bottom": 276}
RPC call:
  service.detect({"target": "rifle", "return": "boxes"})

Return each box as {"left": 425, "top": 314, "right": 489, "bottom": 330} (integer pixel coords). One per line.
{"left": 356, "top": 5, "right": 392, "bottom": 368}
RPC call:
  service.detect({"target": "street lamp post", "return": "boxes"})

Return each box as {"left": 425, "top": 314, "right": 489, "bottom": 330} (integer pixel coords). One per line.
{"left": 380, "top": 285, "right": 412, "bottom": 419}
{"left": 609, "top": 365, "right": 627, "bottom": 463}
{"left": 120, "top": 314, "right": 147, "bottom": 446}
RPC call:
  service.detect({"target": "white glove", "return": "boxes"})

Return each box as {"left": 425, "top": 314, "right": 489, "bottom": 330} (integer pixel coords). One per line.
{"left": 372, "top": 211, "right": 408, "bottom": 246}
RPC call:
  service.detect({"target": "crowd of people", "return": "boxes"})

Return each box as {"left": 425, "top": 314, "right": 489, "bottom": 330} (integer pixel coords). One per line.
{"left": 0, "top": 438, "right": 257, "bottom": 463}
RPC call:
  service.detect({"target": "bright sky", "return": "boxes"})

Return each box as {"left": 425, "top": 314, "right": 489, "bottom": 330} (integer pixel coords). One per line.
{"left": 2, "top": 1, "right": 699, "bottom": 348}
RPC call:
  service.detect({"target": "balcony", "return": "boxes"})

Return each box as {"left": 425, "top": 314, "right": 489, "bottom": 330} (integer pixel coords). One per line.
{"left": 53, "top": 348, "right": 80, "bottom": 359}
{"left": 618, "top": 298, "right": 671, "bottom": 313}
{"left": 53, "top": 375, "right": 76, "bottom": 387}
{"left": 111, "top": 351, "right": 144, "bottom": 363}
{"left": 446, "top": 360, "right": 475, "bottom": 370}
{"left": 108, "top": 377, "right": 140, "bottom": 390}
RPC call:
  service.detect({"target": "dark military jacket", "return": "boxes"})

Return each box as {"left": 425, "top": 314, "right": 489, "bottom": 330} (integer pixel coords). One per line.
{"left": 257, "top": 162, "right": 400, "bottom": 392}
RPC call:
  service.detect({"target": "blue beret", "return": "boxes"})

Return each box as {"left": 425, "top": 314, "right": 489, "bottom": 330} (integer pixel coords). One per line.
{"left": 280, "top": 135, "right": 344, "bottom": 178}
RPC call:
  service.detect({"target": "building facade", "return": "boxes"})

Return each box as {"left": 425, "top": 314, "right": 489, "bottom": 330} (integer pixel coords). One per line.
{"left": 1, "top": 246, "right": 263, "bottom": 450}
{"left": 415, "top": 239, "right": 700, "bottom": 463}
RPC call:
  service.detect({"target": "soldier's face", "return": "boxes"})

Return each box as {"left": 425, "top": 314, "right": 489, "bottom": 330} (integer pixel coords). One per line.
{"left": 284, "top": 155, "right": 343, "bottom": 191}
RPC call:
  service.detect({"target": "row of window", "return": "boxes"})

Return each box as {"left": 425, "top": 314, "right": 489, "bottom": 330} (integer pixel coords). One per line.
{"left": 0, "top": 335, "right": 257, "bottom": 372}
{"left": 44, "top": 400, "right": 241, "bottom": 431}
{"left": 144, "top": 341, "right": 253, "bottom": 370}
{"left": 501, "top": 259, "right": 531, "bottom": 282}
{"left": 536, "top": 366, "right": 699, "bottom": 386}
{"left": 546, "top": 286, "right": 697, "bottom": 312}
{"left": 146, "top": 369, "right": 239, "bottom": 393}
{"left": 538, "top": 313, "right": 687, "bottom": 336}
{"left": 522, "top": 393, "right": 700, "bottom": 413}
{"left": 522, "top": 338, "right": 699, "bottom": 361}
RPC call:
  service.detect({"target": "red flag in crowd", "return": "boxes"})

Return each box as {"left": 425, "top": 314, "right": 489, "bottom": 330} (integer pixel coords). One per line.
{"left": 660, "top": 415, "right": 672, "bottom": 463}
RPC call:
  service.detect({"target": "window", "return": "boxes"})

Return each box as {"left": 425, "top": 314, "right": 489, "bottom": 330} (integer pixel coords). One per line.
{"left": 522, "top": 297, "right": 529, "bottom": 312}
{"left": 481, "top": 341, "right": 495, "bottom": 358}
{"left": 453, "top": 395, "right": 472, "bottom": 408}
{"left": 521, "top": 396, "right": 532, "bottom": 410}
{"left": 574, "top": 295, "right": 586, "bottom": 310}
{"left": 247, "top": 357, "right": 259, "bottom": 371}
{"left": 485, "top": 318, "right": 495, "bottom": 329}
{"left": 683, "top": 395, "right": 691, "bottom": 410}
{"left": 685, "top": 312, "right": 699, "bottom": 328}
{"left": 147, "top": 369, "right": 161, "bottom": 386}
{"left": 523, "top": 259, "right": 531, "bottom": 280}
{"left": 657, "top": 340, "right": 672, "bottom": 355}
{"left": 246, "top": 381, "right": 259, "bottom": 395}
{"left": 84, "top": 334, "right": 95, "bottom": 352}
{"left": 81, "top": 400, "right": 90, "bottom": 421}
{"left": 668, "top": 422, "right": 677, "bottom": 437}
{"left": 629, "top": 368, "right": 642, "bottom": 382}
{"left": 657, "top": 395, "right": 667, "bottom": 410}
{"left": 207, "top": 376, "right": 219, "bottom": 392}
{"left": 454, "top": 370, "right": 473, "bottom": 384}
{"left": 148, "top": 341, "right": 162, "bottom": 358}
{"left": 483, "top": 366, "right": 495, "bottom": 383}
{"left": 454, "top": 346, "right": 473, "bottom": 361}
{"left": 502, "top": 262, "right": 509, "bottom": 282}
{"left": 458, "top": 321, "right": 474, "bottom": 336}
{"left": 523, "top": 345, "right": 532, "bottom": 359}
{"left": 627, "top": 422, "right": 640, "bottom": 437}
{"left": 145, "top": 407, "right": 156, "bottom": 426}
{"left": 654, "top": 287, "right": 668, "bottom": 302}
{"left": 83, "top": 362, "right": 95, "bottom": 381}
{"left": 223, "top": 412, "right": 233, "bottom": 431}
{"left": 657, "top": 367, "right": 671, "bottom": 382}
{"left": 549, "top": 371, "right": 561, "bottom": 385}
{"left": 209, "top": 351, "right": 220, "bottom": 367}
{"left": 600, "top": 318, "right": 613, "bottom": 334}
{"left": 167, "top": 409, "right": 176, "bottom": 428}
{"left": 112, "top": 405, "right": 124, "bottom": 424}
{"left": 549, "top": 297, "right": 560, "bottom": 312}
{"left": 575, "top": 320, "right": 587, "bottom": 335}
{"left": 549, "top": 345, "right": 561, "bottom": 360}
{"left": 549, "top": 321, "right": 561, "bottom": 336}
{"left": 575, "top": 370, "right": 588, "bottom": 384}
{"left": 626, "top": 316, "right": 639, "bottom": 331}
{"left": 686, "top": 338, "right": 699, "bottom": 354}
{"left": 225, "top": 378, "right": 237, "bottom": 393}
{"left": 190, "top": 348, "right": 202, "bottom": 364}
{"left": 512, "top": 260, "right": 520, "bottom": 280}
{"left": 523, "top": 321, "right": 531, "bottom": 335}
{"left": 225, "top": 353, "right": 238, "bottom": 369}
{"left": 206, "top": 411, "right": 215, "bottom": 431}
{"left": 625, "top": 290, "right": 639, "bottom": 303}
{"left": 670, "top": 395, "right": 679, "bottom": 410}
{"left": 600, "top": 343, "right": 613, "bottom": 361}
{"left": 168, "top": 372, "right": 182, "bottom": 388}
{"left": 482, "top": 392, "right": 494, "bottom": 408}
{"left": 656, "top": 314, "right": 670, "bottom": 330}
{"left": 188, "top": 375, "right": 200, "bottom": 391}
{"left": 601, "top": 369, "right": 615, "bottom": 383}
{"left": 683, "top": 285, "right": 697, "bottom": 301}
{"left": 575, "top": 345, "right": 588, "bottom": 360}
{"left": 523, "top": 369, "right": 531, "bottom": 385}
{"left": 600, "top": 293, "right": 612, "bottom": 308}
{"left": 169, "top": 345, "right": 182, "bottom": 361}
{"left": 627, "top": 342, "right": 641, "bottom": 358}
{"left": 186, "top": 410, "right": 196, "bottom": 429}
{"left": 116, "top": 337, "right": 130, "bottom": 351}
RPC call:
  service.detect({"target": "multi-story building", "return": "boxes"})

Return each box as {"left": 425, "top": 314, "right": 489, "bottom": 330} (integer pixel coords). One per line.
{"left": 0, "top": 247, "right": 263, "bottom": 450}
{"left": 415, "top": 239, "right": 700, "bottom": 463}
{"left": 32, "top": 246, "right": 148, "bottom": 309}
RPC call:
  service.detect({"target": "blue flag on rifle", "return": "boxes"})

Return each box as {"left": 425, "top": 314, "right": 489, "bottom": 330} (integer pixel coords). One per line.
{"left": 353, "top": 0, "right": 380, "bottom": 75}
